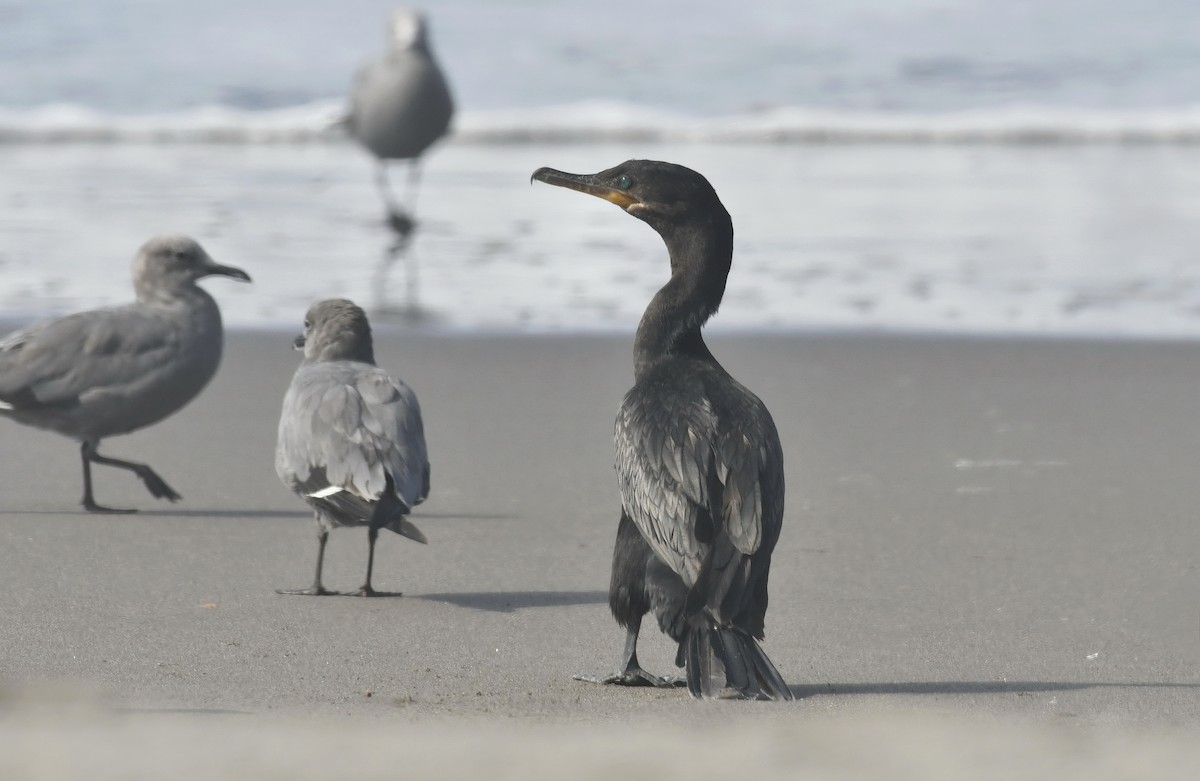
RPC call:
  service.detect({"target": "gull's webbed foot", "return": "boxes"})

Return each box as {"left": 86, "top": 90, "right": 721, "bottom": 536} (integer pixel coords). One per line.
{"left": 345, "top": 585, "right": 403, "bottom": 598}
{"left": 136, "top": 467, "right": 181, "bottom": 502}
{"left": 82, "top": 499, "right": 138, "bottom": 514}
{"left": 275, "top": 586, "right": 336, "bottom": 596}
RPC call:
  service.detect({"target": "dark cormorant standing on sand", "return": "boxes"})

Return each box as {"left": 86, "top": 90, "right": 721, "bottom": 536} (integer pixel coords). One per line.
{"left": 532, "top": 160, "right": 793, "bottom": 700}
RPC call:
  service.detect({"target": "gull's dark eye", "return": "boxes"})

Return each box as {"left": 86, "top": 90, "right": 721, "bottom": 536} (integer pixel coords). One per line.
{"left": 616, "top": 174, "right": 632, "bottom": 190}
{"left": 303, "top": 320, "right": 311, "bottom": 329}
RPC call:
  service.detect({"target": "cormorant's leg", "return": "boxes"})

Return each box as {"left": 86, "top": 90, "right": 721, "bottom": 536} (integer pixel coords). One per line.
{"left": 80, "top": 440, "right": 174, "bottom": 513}
{"left": 574, "top": 615, "right": 685, "bottom": 688}
{"left": 277, "top": 527, "right": 334, "bottom": 596}
{"left": 347, "top": 525, "right": 401, "bottom": 597}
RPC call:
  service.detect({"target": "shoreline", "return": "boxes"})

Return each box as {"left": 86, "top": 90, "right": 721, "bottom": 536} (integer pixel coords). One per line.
{"left": 7, "top": 317, "right": 1200, "bottom": 346}
{"left": 4, "top": 142, "right": 1200, "bottom": 335}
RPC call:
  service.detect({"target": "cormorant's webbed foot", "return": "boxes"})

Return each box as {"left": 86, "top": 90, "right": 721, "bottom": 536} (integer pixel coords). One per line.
{"left": 576, "top": 622, "right": 686, "bottom": 688}
{"left": 573, "top": 667, "right": 685, "bottom": 688}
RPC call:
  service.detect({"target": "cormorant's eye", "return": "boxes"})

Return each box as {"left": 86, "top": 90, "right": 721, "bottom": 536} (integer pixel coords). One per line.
{"left": 616, "top": 174, "right": 632, "bottom": 190}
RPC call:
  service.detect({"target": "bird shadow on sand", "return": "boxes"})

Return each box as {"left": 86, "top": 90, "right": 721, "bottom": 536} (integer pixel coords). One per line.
{"left": 127, "top": 509, "right": 313, "bottom": 520}
{"left": 410, "top": 511, "right": 517, "bottom": 521}
{"left": 116, "top": 707, "right": 251, "bottom": 716}
{"left": 790, "top": 680, "right": 1200, "bottom": 699}
{"left": 413, "top": 590, "right": 608, "bottom": 613}
{"left": 0, "top": 508, "right": 306, "bottom": 518}
{"left": 0, "top": 507, "right": 519, "bottom": 519}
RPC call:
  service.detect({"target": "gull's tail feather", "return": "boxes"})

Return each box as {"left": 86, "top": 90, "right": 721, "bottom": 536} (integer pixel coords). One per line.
{"left": 382, "top": 516, "right": 426, "bottom": 543}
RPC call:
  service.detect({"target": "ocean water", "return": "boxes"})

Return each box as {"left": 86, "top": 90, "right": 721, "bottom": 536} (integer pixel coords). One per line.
{"left": 7, "top": 0, "right": 1200, "bottom": 116}
{"left": 3, "top": 1, "right": 1200, "bottom": 336}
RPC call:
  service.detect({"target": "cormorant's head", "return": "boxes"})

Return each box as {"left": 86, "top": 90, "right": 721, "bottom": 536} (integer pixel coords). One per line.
{"left": 531, "top": 160, "right": 727, "bottom": 234}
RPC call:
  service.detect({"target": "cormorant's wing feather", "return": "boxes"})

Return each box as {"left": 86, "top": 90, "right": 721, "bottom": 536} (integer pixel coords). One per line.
{"left": 616, "top": 376, "right": 715, "bottom": 585}
{"left": 615, "top": 368, "right": 784, "bottom": 624}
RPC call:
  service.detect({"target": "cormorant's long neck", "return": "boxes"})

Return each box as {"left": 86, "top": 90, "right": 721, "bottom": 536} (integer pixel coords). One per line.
{"left": 633, "top": 213, "right": 733, "bottom": 380}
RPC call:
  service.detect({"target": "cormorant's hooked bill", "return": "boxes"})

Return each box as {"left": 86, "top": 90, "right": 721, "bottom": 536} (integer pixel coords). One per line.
{"left": 532, "top": 166, "right": 642, "bottom": 210}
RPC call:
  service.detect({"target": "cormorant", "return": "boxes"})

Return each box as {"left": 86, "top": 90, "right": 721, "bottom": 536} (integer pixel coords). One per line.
{"left": 532, "top": 160, "right": 793, "bottom": 700}
{"left": 346, "top": 9, "right": 454, "bottom": 238}
{"left": 0, "top": 236, "right": 251, "bottom": 512}
{"left": 275, "top": 298, "right": 430, "bottom": 596}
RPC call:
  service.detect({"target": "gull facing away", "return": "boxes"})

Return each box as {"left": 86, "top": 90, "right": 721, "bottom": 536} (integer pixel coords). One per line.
{"left": 0, "top": 235, "right": 251, "bottom": 513}
{"left": 275, "top": 299, "right": 430, "bottom": 596}
{"left": 346, "top": 8, "right": 454, "bottom": 237}
{"left": 533, "top": 160, "right": 793, "bottom": 700}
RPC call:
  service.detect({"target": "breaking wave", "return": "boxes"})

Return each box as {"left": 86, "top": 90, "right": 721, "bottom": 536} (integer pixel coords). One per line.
{"left": 6, "top": 100, "right": 1200, "bottom": 145}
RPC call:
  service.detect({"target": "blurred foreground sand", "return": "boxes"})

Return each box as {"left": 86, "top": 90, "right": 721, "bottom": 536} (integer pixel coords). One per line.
{"left": 2, "top": 684, "right": 1198, "bottom": 781}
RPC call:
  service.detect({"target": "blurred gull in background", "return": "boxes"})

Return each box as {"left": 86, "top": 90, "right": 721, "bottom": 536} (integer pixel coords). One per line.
{"left": 345, "top": 7, "right": 454, "bottom": 238}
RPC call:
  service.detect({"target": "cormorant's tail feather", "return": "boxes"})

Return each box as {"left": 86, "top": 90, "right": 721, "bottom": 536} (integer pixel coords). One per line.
{"left": 416, "top": 463, "right": 431, "bottom": 506}
{"left": 684, "top": 620, "right": 793, "bottom": 701}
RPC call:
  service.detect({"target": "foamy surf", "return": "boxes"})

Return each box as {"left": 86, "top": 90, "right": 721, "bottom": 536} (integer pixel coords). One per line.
{"left": 1, "top": 140, "right": 1199, "bottom": 337}
{"left": 7, "top": 102, "right": 1200, "bottom": 145}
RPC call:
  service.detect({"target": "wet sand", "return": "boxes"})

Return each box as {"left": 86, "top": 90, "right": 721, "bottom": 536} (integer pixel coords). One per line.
{"left": 2, "top": 331, "right": 1199, "bottom": 775}
{"left": 7, "top": 142, "right": 1200, "bottom": 336}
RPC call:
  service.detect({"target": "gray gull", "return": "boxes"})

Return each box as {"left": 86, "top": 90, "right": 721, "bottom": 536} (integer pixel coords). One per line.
{"left": 0, "top": 235, "right": 251, "bottom": 513}
{"left": 346, "top": 8, "right": 454, "bottom": 237}
{"left": 275, "top": 298, "right": 430, "bottom": 596}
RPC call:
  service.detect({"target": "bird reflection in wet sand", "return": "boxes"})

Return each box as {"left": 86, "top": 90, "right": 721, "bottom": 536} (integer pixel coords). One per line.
{"left": 370, "top": 232, "right": 436, "bottom": 327}
{"left": 533, "top": 160, "right": 794, "bottom": 701}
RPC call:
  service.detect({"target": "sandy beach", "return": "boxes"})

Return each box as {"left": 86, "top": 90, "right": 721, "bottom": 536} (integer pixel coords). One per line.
{"left": 7, "top": 0, "right": 1200, "bottom": 775}
{"left": 1, "top": 330, "right": 1198, "bottom": 776}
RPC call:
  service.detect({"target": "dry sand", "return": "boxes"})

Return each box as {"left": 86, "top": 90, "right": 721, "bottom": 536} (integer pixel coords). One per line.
{"left": 1, "top": 331, "right": 1199, "bottom": 777}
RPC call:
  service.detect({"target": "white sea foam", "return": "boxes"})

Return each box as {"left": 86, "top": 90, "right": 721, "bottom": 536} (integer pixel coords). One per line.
{"left": 7, "top": 101, "right": 1200, "bottom": 145}
{"left": 1, "top": 141, "right": 1200, "bottom": 337}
